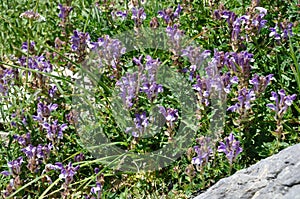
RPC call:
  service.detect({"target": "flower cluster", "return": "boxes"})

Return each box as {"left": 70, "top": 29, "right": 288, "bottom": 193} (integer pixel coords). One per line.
{"left": 20, "top": 10, "right": 45, "bottom": 21}
{"left": 43, "top": 120, "right": 68, "bottom": 144}
{"left": 1, "top": 157, "right": 24, "bottom": 197}
{"left": 192, "top": 60, "right": 230, "bottom": 106}
{"left": 212, "top": 50, "right": 254, "bottom": 86}
{"left": 58, "top": 4, "right": 73, "bottom": 22}
{"left": 91, "top": 35, "right": 126, "bottom": 72}
{"left": 214, "top": 6, "right": 268, "bottom": 50}
{"left": 0, "top": 68, "right": 15, "bottom": 96}
{"left": 227, "top": 88, "right": 256, "bottom": 113}
{"left": 269, "top": 22, "right": 293, "bottom": 42}
{"left": 33, "top": 102, "right": 58, "bottom": 122}
{"left": 191, "top": 136, "right": 213, "bottom": 170}
{"left": 116, "top": 55, "right": 163, "bottom": 108}
{"left": 158, "top": 106, "right": 179, "bottom": 129}
{"left": 116, "top": 72, "right": 139, "bottom": 109}
{"left": 157, "top": 4, "right": 182, "bottom": 25}
{"left": 70, "top": 30, "right": 91, "bottom": 58}
{"left": 13, "top": 133, "right": 31, "bottom": 147}
{"left": 181, "top": 46, "right": 211, "bottom": 80}
{"left": 18, "top": 54, "right": 53, "bottom": 87}
{"left": 112, "top": 10, "right": 127, "bottom": 21}
{"left": 21, "top": 143, "right": 52, "bottom": 173}
{"left": 138, "top": 55, "right": 163, "bottom": 101}
{"left": 44, "top": 162, "right": 80, "bottom": 195}
{"left": 126, "top": 112, "right": 149, "bottom": 138}
{"left": 222, "top": 72, "right": 239, "bottom": 94}
{"left": 19, "top": 55, "right": 53, "bottom": 73}
{"left": 267, "top": 89, "right": 297, "bottom": 138}
{"left": 131, "top": 7, "right": 146, "bottom": 27}
{"left": 249, "top": 73, "right": 273, "bottom": 95}
{"left": 218, "top": 133, "right": 243, "bottom": 164}
{"left": 166, "top": 24, "right": 185, "bottom": 55}
{"left": 159, "top": 106, "right": 179, "bottom": 140}
{"left": 1, "top": 157, "right": 23, "bottom": 177}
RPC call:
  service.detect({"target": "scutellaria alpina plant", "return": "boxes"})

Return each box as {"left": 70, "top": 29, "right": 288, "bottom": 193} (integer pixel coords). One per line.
{"left": 0, "top": 0, "right": 299, "bottom": 198}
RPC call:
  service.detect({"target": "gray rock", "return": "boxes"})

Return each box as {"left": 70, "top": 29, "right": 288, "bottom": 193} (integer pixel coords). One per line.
{"left": 194, "top": 143, "right": 300, "bottom": 199}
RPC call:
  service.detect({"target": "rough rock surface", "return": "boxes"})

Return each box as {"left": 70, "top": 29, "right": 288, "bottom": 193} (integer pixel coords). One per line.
{"left": 194, "top": 143, "right": 300, "bottom": 199}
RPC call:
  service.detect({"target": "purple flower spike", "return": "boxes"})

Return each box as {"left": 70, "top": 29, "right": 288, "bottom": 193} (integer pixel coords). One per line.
{"left": 191, "top": 136, "right": 213, "bottom": 168}
{"left": 267, "top": 89, "right": 297, "bottom": 119}
{"left": 49, "top": 85, "right": 57, "bottom": 98}
{"left": 70, "top": 30, "right": 91, "bottom": 52}
{"left": 125, "top": 111, "right": 149, "bottom": 138}
{"left": 116, "top": 72, "right": 139, "bottom": 108}
{"left": 21, "top": 41, "right": 35, "bottom": 52}
{"left": 249, "top": 73, "right": 274, "bottom": 94}
{"left": 218, "top": 133, "right": 242, "bottom": 164}
{"left": 33, "top": 102, "right": 58, "bottom": 122}
{"left": 7, "top": 157, "right": 24, "bottom": 176}
{"left": 131, "top": 7, "right": 146, "bottom": 26}
{"left": 115, "top": 10, "right": 127, "bottom": 20}
{"left": 58, "top": 4, "right": 73, "bottom": 21}
{"left": 91, "top": 182, "right": 102, "bottom": 196}
{"left": 227, "top": 88, "right": 256, "bottom": 113}
{"left": 43, "top": 120, "right": 68, "bottom": 143}
{"left": 55, "top": 162, "right": 80, "bottom": 186}
{"left": 158, "top": 4, "right": 182, "bottom": 25}
{"left": 159, "top": 106, "right": 179, "bottom": 128}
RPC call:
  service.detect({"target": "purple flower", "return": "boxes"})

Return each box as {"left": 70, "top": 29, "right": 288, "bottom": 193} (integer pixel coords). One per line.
{"left": 33, "top": 102, "right": 58, "bottom": 122}
{"left": 267, "top": 89, "right": 297, "bottom": 118}
{"left": 192, "top": 75, "right": 210, "bottom": 106}
{"left": 125, "top": 112, "right": 149, "bottom": 137}
{"left": 6, "top": 157, "right": 24, "bottom": 176}
{"left": 91, "top": 35, "right": 126, "bottom": 70}
{"left": 49, "top": 85, "right": 57, "bottom": 98}
{"left": 0, "top": 69, "right": 15, "bottom": 96}
{"left": 56, "top": 162, "right": 80, "bottom": 185}
{"left": 114, "top": 10, "right": 127, "bottom": 20}
{"left": 157, "top": 4, "right": 182, "bottom": 25}
{"left": 91, "top": 182, "right": 102, "bottom": 197}
{"left": 116, "top": 72, "right": 139, "bottom": 108}
{"left": 269, "top": 23, "right": 293, "bottom": 41}
{"left": 36, "top": 144, "right": 52, "bottom": 160}
{"left": 131, "top": 7, "right": 146, "bottom": 26}
{"left": 43, "top": 162, "right": 79, "bottom": 187}
{"left": 173, "top": 4, "right": 182, "bottom": 18}
{"left": 70, "top": 30, "right": 91, "bottom": 52}
{"left": 18, "top": 55, "right": 53, "bottom": 76}
{"left": 182, "top": 46, "right": 211, "bottom": 80}
{"left": 43, "top": 120, "right": 68, "bottom": 143}
{"left": 218, "top": 133, "right": 242, "bottom": 164}
{"left": 249, "top": 73, "right": 274, "bottom": 94}
{"left": 58, "top": 4, "right": 73, "bottom": 20}
{"left": 139, "top": 55, "right": 164, "bottom": 100}
{"left": 21, "top": 41, "right": 35, "bottom": 52}
{"left": 221, "top": 10, "right": 237, "bottom": 26}
{"left": 158, "top": 106, "right": 178, "bottom": 128}
{"left": 191, "top": 136, "right": 213, "bottom": 168}
{"left": 21, "top": 144, "right": 36, "bottom": 159}
{"left": 74, "top": 153, "right": 85, "bottom": 162}
{"left": 21, "top": 143, "right": 52, "bottom": 172}
{"left": 227, "top": 88, "right": 256, "bottom": 113}
{"left": 166, "top": 24, "right": 185, "bottom": 55}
